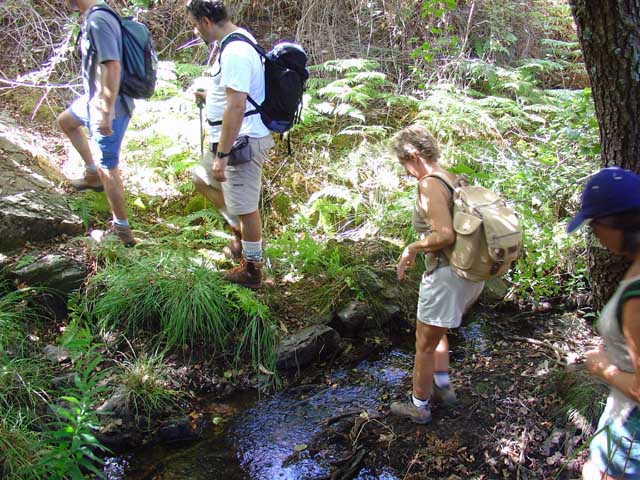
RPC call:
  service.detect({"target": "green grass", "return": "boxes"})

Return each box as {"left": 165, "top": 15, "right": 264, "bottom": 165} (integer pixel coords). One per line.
{"left": 117, "top": 350, "right": 182, "bottom": 417}
{"left": 0, "top": 407, "right": 41, "bottom": 480}
{"left": 85, "top": 249, "right": 279, "bottom": 376}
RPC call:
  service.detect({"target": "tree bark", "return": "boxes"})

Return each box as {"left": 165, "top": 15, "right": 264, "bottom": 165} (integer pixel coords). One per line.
{"left": 569, "top": 0, "right": 640, "bottom": 310}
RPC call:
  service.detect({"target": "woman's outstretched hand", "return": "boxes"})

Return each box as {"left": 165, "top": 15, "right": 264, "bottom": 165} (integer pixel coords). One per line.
{"left": 397, "top": 246, "right": 416, "bottom": 281}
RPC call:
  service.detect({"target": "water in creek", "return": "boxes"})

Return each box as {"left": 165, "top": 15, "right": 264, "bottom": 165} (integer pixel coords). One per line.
{"left": 105, "top": 313, "right": 507, "bottom": 480}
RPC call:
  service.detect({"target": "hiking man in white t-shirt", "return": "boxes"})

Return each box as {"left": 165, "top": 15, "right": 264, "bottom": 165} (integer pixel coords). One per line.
{"left": 187, "top": 0, "right": 274, "bottom": 289}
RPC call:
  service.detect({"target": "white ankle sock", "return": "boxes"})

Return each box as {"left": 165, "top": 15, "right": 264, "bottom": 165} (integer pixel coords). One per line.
{"left": 242, "top": 240, "right": 262, "bottom": 262}
{"left": 86, "top": 165, "right": 98, "bottom": 173}
{"left": 412, "top": 394, "right": 429, "bottom": 409}
{"left": 434, "top": 372, "right": 450, "bottom": 388}
{"left": 113, "top": 218, "right": 129, "bottom": 228}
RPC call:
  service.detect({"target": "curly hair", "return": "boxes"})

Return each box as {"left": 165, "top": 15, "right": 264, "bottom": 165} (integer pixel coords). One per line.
{"left": 390, "top": 124, "right": 441, "bottom": 163}
{"left": 185, "top": 0, "right": 228, "bottom": 24}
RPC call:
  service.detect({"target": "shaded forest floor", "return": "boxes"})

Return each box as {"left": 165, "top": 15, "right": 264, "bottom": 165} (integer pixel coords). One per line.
{"left": 289, "top": 311, "right": 605, "bottom": 480}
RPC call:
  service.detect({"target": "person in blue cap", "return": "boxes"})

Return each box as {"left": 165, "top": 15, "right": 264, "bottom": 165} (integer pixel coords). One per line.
{"left": 567, "top": 167, "right": 640, "bottom": 480}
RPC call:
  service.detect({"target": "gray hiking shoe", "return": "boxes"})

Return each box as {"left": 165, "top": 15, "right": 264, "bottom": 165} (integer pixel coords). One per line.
{"left": 389, "top": 400, "right": 432, "bottom": 424}
{"left": 70, "top": 169, "right": 103, "bottom": 191}
{"left": 90, "top": 224, "right": 135, "bottom": 247}
{"left": 431, "top": 383, "right": 458, "bottom": 407}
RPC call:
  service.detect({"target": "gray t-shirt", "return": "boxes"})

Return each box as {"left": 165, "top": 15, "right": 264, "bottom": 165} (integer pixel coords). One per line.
{"left": 597, "top": 275, "right": 640, "bottom": 419}
{"left": 80, "top": 2, "right": 134, "bottom": 117}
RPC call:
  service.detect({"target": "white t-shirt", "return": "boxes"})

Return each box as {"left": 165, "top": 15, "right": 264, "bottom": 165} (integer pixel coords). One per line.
{"left": 206, "top": 28, "right": 269, "bottom": 141}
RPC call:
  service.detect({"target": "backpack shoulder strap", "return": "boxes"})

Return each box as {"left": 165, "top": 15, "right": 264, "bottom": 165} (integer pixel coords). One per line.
{"left": 86, "top": 5, "right": 122, "bottom": 26}
{"left": 616, "top": 278, "right": 640, "bottom": 330}
{"left": 219, "top": 32, "right": 266, "bottom": 57}
{"left": 425, "top": 172, "right": 456, "bottom": 191}
{"left": 208, "top": 32, "right": 265, "bottom": 127}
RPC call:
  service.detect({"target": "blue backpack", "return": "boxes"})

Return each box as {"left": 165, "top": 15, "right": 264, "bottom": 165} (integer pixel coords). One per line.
{"left": 86, "top": 6, "right": 158, "bottom": 99}
{"left": 208, "top": 33, "right": 309, "bottom": 134}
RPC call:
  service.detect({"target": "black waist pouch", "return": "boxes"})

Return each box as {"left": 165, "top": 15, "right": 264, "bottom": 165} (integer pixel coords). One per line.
{"left": 228, "top": 136, "right": 253, "bottom": 166}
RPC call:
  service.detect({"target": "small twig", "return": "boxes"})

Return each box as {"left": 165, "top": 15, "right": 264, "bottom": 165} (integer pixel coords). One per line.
{"left": 0, "top": 78, "right": 81, "bottom": 89}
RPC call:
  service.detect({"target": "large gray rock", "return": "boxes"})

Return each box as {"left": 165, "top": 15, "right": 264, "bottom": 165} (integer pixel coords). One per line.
{"left": 0, "top": 190, "right": 83, "bottom": 251}
{"left": 336, "top": 301, "right": 375, "bottom": 336}
{"left": 14, "top": 254, "right": 87, "bottom": 294}
{"left": 0, "top": 113, "right": 64, "bottom": 196}
{"left": 276, "top": 325, "right": 341, "bottom": 371}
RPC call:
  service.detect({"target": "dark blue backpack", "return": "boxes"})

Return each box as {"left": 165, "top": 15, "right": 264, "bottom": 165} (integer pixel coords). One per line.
{"left": 87, "top": 6, "right": 158, "bottom": 99}
{"left": 209, "top": 33, "right": 309, "bottom": 134}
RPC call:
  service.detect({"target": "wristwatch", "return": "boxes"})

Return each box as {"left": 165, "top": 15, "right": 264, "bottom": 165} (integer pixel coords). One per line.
{"left": 216, "top": 151, "right": 230, "bottom": 159}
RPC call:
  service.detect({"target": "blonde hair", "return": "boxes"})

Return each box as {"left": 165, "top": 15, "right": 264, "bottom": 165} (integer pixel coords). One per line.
{"left": 390, "top": 124, "right": 441, "bottom": 163}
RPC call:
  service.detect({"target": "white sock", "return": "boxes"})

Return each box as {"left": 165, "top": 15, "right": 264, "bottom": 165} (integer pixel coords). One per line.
{"left": 113, "top": 218, "right": 129, "bottom": 227}
{"left": 219, "top": 207, "right": 240, "bottom": 230}
{"left": 434, "top": 372, "right": 450, "bottom": 389}
{"left": 242, "top": 240, "right": 262, "bottom": 262}
{"left": 86, "top": 164, "right": 98, "bottom": 173}
{"left": 412, "top": 394, "right": 429, "bottom": 409}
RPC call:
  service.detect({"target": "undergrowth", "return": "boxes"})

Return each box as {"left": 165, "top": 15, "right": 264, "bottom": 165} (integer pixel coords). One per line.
{"left": 85, "top": 249, "right": 279, "bottom": 377}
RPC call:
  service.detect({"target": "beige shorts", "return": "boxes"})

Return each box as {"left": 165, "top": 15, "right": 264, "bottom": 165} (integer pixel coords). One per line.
{"left": 416, "top": 265, "right": 484, "bottom": 329}
{"left": 192, "top": 135, "right": 274, "bottom": 216}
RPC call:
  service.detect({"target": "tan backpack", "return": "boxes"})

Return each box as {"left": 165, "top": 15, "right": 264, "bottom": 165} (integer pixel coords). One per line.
{"left": 428, "top": 173, "right": 522, "bottom": 282}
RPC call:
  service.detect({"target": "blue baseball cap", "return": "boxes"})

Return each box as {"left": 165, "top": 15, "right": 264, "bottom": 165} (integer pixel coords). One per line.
{"left": 567, "top": 167, "right": 640, "bottom": 233}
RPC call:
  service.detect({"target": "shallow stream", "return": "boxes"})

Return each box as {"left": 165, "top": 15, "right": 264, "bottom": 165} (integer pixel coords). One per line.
{"left": 104, "top": 312, "right": 519, "bottom": 479}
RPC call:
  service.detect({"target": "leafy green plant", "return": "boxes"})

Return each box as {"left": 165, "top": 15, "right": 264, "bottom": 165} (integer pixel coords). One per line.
{"left": 30, "top": 351, "right": 110, "bottom": 480}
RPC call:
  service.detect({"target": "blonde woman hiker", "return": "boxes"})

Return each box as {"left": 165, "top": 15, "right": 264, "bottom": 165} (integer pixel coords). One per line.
{"left": 389, "top": 124, "right": 484, "bottom": 424}
{"left": 567, "top": 167, "right": 640, "bottom": 480}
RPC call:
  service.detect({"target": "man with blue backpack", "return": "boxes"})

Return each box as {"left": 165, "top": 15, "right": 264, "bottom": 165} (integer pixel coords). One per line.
{"left": 187, "top": 0, "right": 307, "bottom": 289}
{"left": 58, "top": 0, "right": 156, "bottom": 247}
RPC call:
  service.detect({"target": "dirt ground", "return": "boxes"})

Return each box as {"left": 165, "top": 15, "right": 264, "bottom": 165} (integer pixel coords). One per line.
{"left": 289, "top": 310, "right": 605, "bottom": 480}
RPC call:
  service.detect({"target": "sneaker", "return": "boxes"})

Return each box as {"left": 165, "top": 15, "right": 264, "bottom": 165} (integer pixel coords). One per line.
{"left": 90, "top": 224, "right": 135, "bottom": 247}
{"left": 223, "top": 258, "right": 263, "bottom": 289}
{"left": 389, "top": 400, "right": 432, "bottom": 424}
{"left": 222, "top": 228, "right": 242, "bottom": 260}
{"left": 431, "top": 383, "right": 458, "bottom": 407}
{"left": 70, "top": 169, "right": 103, "bottom": 191}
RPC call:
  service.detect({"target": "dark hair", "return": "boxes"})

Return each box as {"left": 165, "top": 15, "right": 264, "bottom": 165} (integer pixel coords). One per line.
{"left": 185, "top": 0, "right": 228, "bottom": 24}
{"left": 594, "top": 208, "right": 640, "bottom": 255}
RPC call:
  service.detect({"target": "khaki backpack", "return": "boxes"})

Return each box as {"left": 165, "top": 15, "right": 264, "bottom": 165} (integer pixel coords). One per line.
{"left": 428, "top": 173, "right": 522, "bottom": 282}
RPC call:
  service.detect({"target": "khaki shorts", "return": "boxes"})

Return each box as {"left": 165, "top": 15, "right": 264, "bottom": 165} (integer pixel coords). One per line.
{"left": 192, "top": 135, "right": 274, "bottom": 216}
{"left": 417, "top": 265, "right": 484, "bottom": 328}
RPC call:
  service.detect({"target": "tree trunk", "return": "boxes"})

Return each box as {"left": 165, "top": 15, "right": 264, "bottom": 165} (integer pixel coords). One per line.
{"left": 569, "top": 0, "right": 640, "bottom": 310}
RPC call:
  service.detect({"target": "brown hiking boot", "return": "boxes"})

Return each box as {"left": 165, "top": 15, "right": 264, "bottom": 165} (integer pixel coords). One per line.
{"left": 222, "top": 228, "right": 242, "bottom": 260}
{"left": 389, "top": 400, "right": 432, "bottom": 424}
{"left": 223, "top": 258, "right": 263, "bottom": 289}
{"left": 90, "top": 224, "right": 135, "bottom": 247}
{"left": 431, "top": 382, "right": 458, "bottom": 407}
{"left": 70, "top": 169, "right": 103, "bottom": 191}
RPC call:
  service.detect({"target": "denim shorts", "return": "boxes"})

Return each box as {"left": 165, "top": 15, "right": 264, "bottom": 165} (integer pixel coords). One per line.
{"left": 68, "top": 94, "right": 130, "bottom": 169}
{"left": 590, "top": 400, "right": 640, "bottom": 479}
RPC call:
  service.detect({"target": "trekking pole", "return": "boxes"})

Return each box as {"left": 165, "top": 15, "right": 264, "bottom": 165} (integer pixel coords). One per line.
{"left": 197, "top": 88, "right": 205, "bottom": 158}
{"left": 196, "top": 88, "right": 207, "bottom": 236}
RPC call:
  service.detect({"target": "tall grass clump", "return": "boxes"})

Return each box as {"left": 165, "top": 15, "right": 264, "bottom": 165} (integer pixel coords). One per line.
{"left": 0, "top": 407, "right": 41, "bottom": 480}
{"left": 116, "top": 350, "right": 182, "bottom": 417}
{"left": 0, "top": 286, "right": 34, "bottom": 352}
{"left": 85, "top": 250, "right": 279, "bottom": 376}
